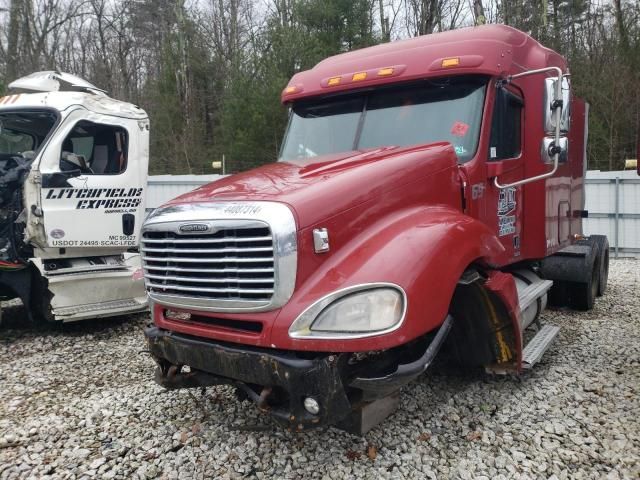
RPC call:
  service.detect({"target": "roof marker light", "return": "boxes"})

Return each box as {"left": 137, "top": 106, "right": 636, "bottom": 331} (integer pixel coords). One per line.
{"left": 328, "top": 76, "right": 342, "bottom": 86}
{"left": 442, "top": 57, "right": 460, "bottom": 67}
{"left": 285, "top": 86, "right": 298, "bottom": 94}
{"left": 352, "top": 72, "right": 367, "bottom": 82}
{"left": 377, "top": 67, "right": 395, "bottom": 77}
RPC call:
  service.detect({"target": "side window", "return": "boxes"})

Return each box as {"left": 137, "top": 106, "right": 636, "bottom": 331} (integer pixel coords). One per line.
{"left": 489, "top": 88, "right": 522, "bottom": 160}
{"left": 0, "top": 128, "right": 34, "bottom": 154}
{"left": 60, "top": 121, "right": 128, "bottom": 175}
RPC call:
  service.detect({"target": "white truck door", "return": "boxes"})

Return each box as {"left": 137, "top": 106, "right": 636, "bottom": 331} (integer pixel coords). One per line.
{"left": 38, "top": 108, "right": 149, "bottom": 248}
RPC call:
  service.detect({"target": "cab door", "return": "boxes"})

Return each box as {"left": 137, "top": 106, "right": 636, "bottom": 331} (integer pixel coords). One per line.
{"left": 38, "top": 108, "right": 149, "bottom": 248}
{"left": 483, "top": 86, "right": 525, "bottom": 259}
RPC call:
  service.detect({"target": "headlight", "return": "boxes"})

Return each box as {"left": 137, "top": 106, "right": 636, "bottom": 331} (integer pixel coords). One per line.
{"left": 288, "top": 284, "right": 406, "bottom": 339}
{"left": 312, "top": 289, "right": 402, "bottom": 332}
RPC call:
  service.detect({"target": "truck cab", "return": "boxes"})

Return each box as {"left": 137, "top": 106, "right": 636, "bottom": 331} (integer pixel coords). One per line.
{"left": 0, "top": 71, "right": 149, "bottom": 323}
{"left": 144, "top": 25, "right": 607, "bottom": 433}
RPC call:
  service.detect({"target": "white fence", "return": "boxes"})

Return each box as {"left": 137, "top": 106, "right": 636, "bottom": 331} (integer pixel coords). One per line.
{"left": 147, "top": 174, "right": 223, "bottom": 210}
{"left": 147, "top": 171, "right": 640, "bottom": 256}
{"left": 584, "top": 170, "right": 640, "bottom": 257}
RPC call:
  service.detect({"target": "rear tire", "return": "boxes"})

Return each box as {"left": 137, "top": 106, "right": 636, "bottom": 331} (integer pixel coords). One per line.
{"left": 569, "top": 245, "right": 599, "bottom": 311}
{"left": 589, "top": 235, "right": 609, "bottom": 296}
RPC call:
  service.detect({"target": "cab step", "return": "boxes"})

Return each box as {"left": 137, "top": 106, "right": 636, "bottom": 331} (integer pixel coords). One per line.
{"left": 53, "top": 298, "right": 147, "bottom": 321}
{"left": 522, "top": 324, "right": 560, "bottom": 368}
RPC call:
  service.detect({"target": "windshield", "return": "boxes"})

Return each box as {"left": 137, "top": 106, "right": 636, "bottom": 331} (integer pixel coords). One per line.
{"left": 0, "top": 110, "right": 58, "bottom": 156}
{"left": 280, "top": 76, "right": 487, "bottom": 163}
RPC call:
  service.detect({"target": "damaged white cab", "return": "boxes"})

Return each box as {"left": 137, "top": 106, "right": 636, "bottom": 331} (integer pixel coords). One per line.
{"left": 0, "top": 71, "right": 148, "bottom": 323}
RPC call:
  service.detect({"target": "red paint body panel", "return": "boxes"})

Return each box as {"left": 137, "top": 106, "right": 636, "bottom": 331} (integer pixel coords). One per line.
{"left": 273, "top": 206, "right": 505, "bottom": 351}
{"left": 160, "top": 144, "right": 507, "bottom": 351}
{"left": 168, "top": 143, "right": 456, "bottom": 231}
{"left": 485, "top": 271, "right": 523, "bottom": 369}
{"left": 282, "top": 25, "right": 564, "bottom": 103}
{"left": 153, "top": 25, "right": 588, "bottom": 359}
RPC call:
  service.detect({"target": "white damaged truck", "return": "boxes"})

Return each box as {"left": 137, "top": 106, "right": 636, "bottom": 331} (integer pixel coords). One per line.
{"left": 0, "top": 71, "right": 149, "bottom": 324}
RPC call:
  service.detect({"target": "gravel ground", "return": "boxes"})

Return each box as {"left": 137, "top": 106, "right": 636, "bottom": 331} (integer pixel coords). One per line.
{"left": 1, "top": 260, "right": 638, "bottom": 480}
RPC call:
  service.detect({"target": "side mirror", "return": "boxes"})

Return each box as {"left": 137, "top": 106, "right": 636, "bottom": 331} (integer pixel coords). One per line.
{"left": 542, "top": 137, "right": 568, "bottom": 164}
{"left": 544, "top": 76, "right": 570, "bottom": 134}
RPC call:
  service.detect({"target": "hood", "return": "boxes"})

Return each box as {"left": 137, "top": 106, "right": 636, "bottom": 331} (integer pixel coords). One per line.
{"left": 168, "top": 142, "right": 459, "bottom": 229}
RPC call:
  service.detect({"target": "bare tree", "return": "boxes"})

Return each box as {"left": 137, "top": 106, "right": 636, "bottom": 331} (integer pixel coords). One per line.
{"left": 6, "top": 0, "right": 21, "bottom": 79}
{"left": 473, "top": 0, "right": 485, "bottom": 25}
{"left": 405, "top": 0, "right": 441, "bottom": 35}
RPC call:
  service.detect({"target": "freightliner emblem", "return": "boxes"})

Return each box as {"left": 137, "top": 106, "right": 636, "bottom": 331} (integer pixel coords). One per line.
{"left": 179, "top": 223, "right": 210, "bottom": 233}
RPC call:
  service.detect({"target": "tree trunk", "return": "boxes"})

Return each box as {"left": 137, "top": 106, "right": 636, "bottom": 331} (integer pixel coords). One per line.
{"left": 612, "top": 0, "right": 629, "bottom": 52}
{"left": 473, "top": 0, "right": 486, "bottom": 26}
{"left": 7, "top": 0, "right": 21, "bottom": 80}
{"left": 379, "top": 0, "right": 389, "bottom": 41}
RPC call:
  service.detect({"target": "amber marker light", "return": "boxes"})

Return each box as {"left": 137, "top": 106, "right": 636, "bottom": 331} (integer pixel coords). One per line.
{"left": 285, "top": 85, "right": 298, "bottom": 94}
{"left": 441, "top": 57, "right": 460, "bottom": 67}
{"left": 327, "top": 76, "right": 342, "bottom": 86}
{"left": 352, "top": 72, "right": 367, "bottom": 82}
{"left": 377, "top": 67, "right": 394, "bottom": 76}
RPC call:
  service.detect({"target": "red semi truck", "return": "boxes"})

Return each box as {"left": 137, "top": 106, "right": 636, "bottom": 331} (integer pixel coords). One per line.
{"left": 143, "top": 25, "right": 609, "bottom": 434}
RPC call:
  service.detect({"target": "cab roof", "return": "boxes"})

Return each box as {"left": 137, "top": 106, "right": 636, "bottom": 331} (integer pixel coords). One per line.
{"left": 0, "top": 91, "right": 147, "bottom": 120}
{"left": 282, "top": 24, "right": 566, "bottom": 103}
{"left": 0, "top": 71, "right": 147, "bottom": 120}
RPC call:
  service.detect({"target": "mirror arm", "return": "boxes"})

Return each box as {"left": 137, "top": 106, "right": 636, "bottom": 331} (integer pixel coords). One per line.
{"left": 494, "top": 66, "right": 564, "bottom": 189}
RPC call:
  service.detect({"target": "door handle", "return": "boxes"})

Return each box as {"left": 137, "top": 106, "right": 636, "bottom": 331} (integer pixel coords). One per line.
{"left": 122, "top": 213, "right": 135, "bottom": 236}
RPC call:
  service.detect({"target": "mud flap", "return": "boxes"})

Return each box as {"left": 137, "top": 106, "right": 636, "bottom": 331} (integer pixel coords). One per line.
{"left": 0, "top": 265, "right": 52, "bottom": 323}
{"left": 337, "top": 392, "right": 400, "bottom": 436}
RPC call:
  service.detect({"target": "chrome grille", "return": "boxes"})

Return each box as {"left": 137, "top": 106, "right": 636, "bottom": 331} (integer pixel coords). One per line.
{"left": 142, "top": 225, "right": 275, "bottom": 301}
{"left": 141, "top": 202, "right": 298, "bottom": 313}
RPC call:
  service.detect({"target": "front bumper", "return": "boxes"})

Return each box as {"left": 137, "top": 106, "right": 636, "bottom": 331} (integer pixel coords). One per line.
{"left": 145, "top": 326, "right": 352, "bottom": 430}
{"left": 145, "top": 316, "right": 451, "bottom": 432}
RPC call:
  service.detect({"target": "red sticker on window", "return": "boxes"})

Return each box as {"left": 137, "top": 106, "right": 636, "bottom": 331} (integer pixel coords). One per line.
{"left": 451, "top": 121, "right": 470, "bottom": 137}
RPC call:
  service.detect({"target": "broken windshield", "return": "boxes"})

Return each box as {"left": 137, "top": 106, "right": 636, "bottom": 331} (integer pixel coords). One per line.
{"left": 279, "top": 76, "right": 487, "bottom": 163}
{"left": 0, "top": 110, "right": 58, "bottom": 157}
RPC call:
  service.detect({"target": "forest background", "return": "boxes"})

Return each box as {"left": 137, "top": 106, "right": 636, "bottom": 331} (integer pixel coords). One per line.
{"left": 1, "top": 0, "right": 638, "bottom": 174}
